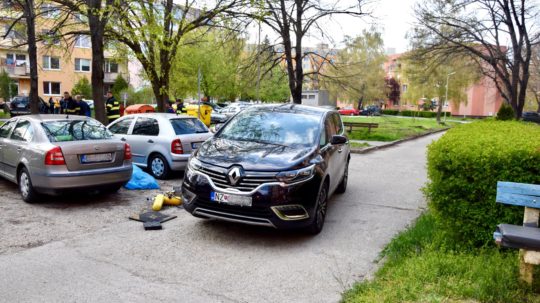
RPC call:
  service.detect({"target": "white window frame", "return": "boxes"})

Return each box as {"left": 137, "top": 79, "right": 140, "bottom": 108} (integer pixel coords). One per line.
{"left": 104, "top": 59, "right": 119, "bottom": 73}
{"left": 42, "top": 30, "right": 60, "bottom": 46}
{"left": 43, "top": 81, "right": 61, "bottom": 96}
{"left": 42, "top": 56, "right": 60, "bottom": 70}
{"left": 75, "top": 35, "right": 91, "bottom": 48}
{"left": 75, "top": 58, "right": 91, "bottom": 72}
{"left": 41, "top": 3, "right": 61, "bottom": 19}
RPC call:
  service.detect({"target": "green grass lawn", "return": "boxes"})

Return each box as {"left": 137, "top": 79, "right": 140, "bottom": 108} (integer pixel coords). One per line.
{"left": 341, "top": 116, "right": 457, "bottom": 141}
{"left": 350, "top": 142, "right": 370, "bottom": 149}
{"left": 343, "top": 212, "right": 540, "bottom": 303}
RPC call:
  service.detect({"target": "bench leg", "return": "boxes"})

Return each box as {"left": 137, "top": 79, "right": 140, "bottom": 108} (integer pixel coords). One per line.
{"left": 520, "top": 208, "right": 540, "bottom": 290}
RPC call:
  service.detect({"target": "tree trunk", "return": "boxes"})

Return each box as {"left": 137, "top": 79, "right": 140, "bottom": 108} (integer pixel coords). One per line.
{"left": 87, "top": 0, "right": 106, "bottom": 123}
{"left": 436, "top": 97, "right": 443, "bottom": 124}
{"left": 151, "top": 82, "right": 167, "bottom": 112}
{"left": 24, "top": 0, "right": 39, "bottom": 114}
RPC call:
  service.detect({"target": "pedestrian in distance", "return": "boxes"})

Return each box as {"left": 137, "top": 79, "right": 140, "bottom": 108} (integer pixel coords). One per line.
{"left": 106, "top": 91, "right": 120, "bottom": 123}
{"left": 166, "top": 101, "right": 175, "bottom": 113}
{"left": 53, "top": 98, "right": 61, "bottom": 114}
{"left": 48, "top": 97, "right": 54, "bottom": 114}
{"left": 175, "top": 98, "right": 185, "bottom": 115}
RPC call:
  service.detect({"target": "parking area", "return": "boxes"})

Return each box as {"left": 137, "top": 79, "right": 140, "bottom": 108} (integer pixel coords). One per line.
{"left": 0, "top": 133, "right": 442, "bottom": 302}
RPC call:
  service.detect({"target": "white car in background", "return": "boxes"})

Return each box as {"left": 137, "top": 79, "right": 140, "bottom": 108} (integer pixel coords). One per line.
{"left": 107, "top": 113, "right": 212, "bottom": 179}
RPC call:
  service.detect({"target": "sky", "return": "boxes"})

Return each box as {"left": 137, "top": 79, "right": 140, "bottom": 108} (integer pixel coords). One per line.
{"left": 246, "top": 0, "right": 417, "bottom": 53}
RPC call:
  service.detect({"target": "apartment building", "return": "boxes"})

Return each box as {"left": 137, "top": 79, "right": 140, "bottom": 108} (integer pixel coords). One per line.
{"left": 0, "top": 2, "right": 128, "bottom": 102}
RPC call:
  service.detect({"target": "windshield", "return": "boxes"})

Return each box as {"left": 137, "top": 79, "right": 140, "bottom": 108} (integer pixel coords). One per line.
{"left": 217, "top": 110, "right": 321, "bottom": 147}
{"left": 170, "top": 118, "right": 208, "bottom": 135}
{"left": 42, "top": 119, "right": 112, "bottom": 142}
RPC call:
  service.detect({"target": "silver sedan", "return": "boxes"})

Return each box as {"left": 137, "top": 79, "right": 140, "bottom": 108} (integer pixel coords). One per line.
{"left": 0, "top": 115, "right": 133, "bottom": 202}
{"left": 107, "top": 113, "right": 212, "bottom": 179}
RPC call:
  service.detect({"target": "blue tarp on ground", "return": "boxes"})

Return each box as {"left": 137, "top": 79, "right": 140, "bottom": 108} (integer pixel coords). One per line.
{"left": 124, "top": 165, "right": 160, "bottom": 190}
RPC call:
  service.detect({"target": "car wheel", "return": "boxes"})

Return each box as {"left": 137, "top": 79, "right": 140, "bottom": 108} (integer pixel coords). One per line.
{"left": 307, "top": 182, "right": 328, "bottom": 235}
{"left": 336, "top": 161, "right": 349, "bottom": 194}
{"left": 101, "top": 183, "right": 124, "bottom": 194}
{"left": 18, "top": 167, "right": 39, "bottom": 203}
{"left": 149, "top": 154, "right": 170, "bottom": 179}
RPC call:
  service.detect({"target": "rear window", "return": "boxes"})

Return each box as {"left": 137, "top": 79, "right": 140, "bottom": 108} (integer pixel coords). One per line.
{"left": 41, "top": 119, "right": 112, "bottom": 142}
{"left": 170, "top": 118, "right": 208, "bottom": 135}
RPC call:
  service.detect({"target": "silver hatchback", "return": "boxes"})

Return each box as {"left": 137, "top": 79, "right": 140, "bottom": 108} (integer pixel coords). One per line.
{"left": 0, "top": 115, "right": 133, "bottom": 202}
{"left": 107, "top": 113, "right": 212, "bottom": 179}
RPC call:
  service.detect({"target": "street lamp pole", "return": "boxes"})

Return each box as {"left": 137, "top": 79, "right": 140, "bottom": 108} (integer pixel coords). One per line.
{"left": 444, "top": 72, "right": 456, "bottom": 122}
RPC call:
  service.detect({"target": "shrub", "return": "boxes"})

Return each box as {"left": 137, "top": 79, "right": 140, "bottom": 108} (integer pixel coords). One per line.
{"left": 381, "top": 109, "right": 399, "bottom": 115}
{"left": 496, "top": 102, "right": 515, "bottom": 120}
{"left": 71, "top": 77, "right": 92, "bottom": 99}
{"left": 425, "top": 120, "right": 540, "bottom": 247}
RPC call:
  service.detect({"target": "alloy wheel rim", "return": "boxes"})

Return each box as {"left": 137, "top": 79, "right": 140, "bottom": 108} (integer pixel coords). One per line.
{"left": 20, "top": 172, "right": 29, "bottom": 197}
{"left": 152, "top": 158, "right": 164, "bottom": 176}
{"left": 316, "top": 187, "right": 327, "bottom": 230}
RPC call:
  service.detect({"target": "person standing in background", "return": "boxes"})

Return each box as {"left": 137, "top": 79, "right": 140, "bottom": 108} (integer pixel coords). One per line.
{"left": 106, "top": 91, "right": 120, "bottom": 123}
{"left": 77, "top": 95, "right": 91, "bottom": 117}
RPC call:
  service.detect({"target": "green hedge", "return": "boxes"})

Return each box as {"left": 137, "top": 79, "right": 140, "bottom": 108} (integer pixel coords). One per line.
{"left": 381, "top": 109, "right": 451, "bottom": 118}
{"left": 426, "top": 121, "right": 540, "bottom": 247}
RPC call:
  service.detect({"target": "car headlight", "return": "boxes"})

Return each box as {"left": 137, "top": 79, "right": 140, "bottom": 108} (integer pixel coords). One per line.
{"left": 276, "top": 165, "right": 315, "bottom": 184}
{"left": 188, "top": 157, "right": 203, "bottom": 171}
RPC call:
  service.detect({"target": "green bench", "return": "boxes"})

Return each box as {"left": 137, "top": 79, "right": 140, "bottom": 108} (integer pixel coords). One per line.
{"left": 494, "top": 181, "right": 540, "bottom": 286}
{"left": 343, "top": 122, "right": 379, "bottom": 134}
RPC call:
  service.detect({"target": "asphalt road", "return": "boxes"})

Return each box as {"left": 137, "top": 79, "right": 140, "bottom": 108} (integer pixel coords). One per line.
{"left": 0, "top": 133, "right": 442, "bottom": 303}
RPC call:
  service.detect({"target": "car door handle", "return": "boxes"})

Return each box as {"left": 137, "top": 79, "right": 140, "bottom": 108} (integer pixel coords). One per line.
{"left": 120, "top": 137, "right": 126, "bottom": 141}
{"left": 147, "top": 139, "right": 154, "bottom": 143}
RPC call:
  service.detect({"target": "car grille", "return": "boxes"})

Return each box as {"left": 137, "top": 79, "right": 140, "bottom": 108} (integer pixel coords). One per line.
{"left": 194, "top": 197, "right": 274, "bottom": 218}
{"left": 198, "top": 165, "right": 278, "bottom": 192}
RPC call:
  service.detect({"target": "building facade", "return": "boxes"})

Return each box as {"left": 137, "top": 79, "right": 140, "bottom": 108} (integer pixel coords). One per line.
{"left": 0, "top": 3, "right": 128, "bottom": 102}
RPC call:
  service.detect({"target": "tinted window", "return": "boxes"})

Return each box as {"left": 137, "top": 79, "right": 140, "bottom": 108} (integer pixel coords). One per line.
{"left": 0, "top": 120, "right": 16, "bottom": 138}
{"left": 170, "top": 118, "right": 208, "bottom": 135}
{"left": 42, "top": 119, "right": 112, "bottom": 142}
{"left": 132, "top": 117, "right": 159, "bottom": 136}
{"left": 218, "top": 110, "right": 321, "bottom": 146}
{"left": 109, "top": 117, "right": 133, "bottom": 135}
{"left": 11, "top": 120, "right": 33, "bottom": 141}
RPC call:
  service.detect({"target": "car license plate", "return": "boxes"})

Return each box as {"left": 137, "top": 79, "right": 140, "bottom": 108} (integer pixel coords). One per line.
{"left": 210, "top": 192, "right": 252, "bottom": 207}
{"left": 191, "top": 142, "right": 202, "bottom": 149}
{"left": 81, "top": 153, "right": 113, "bottom": 163}
{"left": 17, "top": 104, "right": 26, "bottom": 108}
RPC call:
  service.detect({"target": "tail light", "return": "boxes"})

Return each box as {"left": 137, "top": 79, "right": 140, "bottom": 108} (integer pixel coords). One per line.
{"left": 124, "top": 143, "right": 132, "bottom": 160}
{"left": 44, "top": 146, "right": 65, "bottom": 165}
{"left": 171, "top": 139, "right": 184, "bottom": 154}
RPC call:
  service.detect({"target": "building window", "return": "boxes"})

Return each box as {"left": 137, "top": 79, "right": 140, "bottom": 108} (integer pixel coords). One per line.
{"left": 43, "top": 82, "right": 61, "bottom": 95}
{"left": 104, "top": 60, "right": 118, "bottom": 73}
{"left": 41, "top": 3, "right": 60, "bottom": 19}
{"left": 402, "top": 84, "right": 408, "bottom": 93}
{"left": 75, "top": 58, "right": 91, "bottom": 72}
{"left": 75, "top": 35, "right": 91, "bottom": 48}
{"left": 6, "top": 53, "right": 27, "bottom": 66}
{"left": 42, "top": 56, "right": 60, "bottom": 70}
{"left": 42, "top": 29, "right": 60, "bottom": 45}
{"left": 74, "top": 12, "right": 87, "bottom": 22}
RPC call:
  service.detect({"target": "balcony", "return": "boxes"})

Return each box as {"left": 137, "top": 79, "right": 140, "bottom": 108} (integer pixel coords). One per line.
{"left": 104, "top": 71, "right": 129, "bottom": 83}
{"left": 0, "top": 62, "right": 30, "bottom": 78}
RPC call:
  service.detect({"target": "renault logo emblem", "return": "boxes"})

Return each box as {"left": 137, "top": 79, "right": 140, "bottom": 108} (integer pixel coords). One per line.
{"left": 228, "top": 167, "right": 243, "bottom": 185}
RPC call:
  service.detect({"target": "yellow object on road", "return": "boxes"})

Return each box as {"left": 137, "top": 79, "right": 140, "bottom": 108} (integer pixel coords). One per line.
{"left": 164, "top": 195, "right": 182, "bottom": 206}
{"left": 152, "top": 194, "right": 165, "bottom": 211}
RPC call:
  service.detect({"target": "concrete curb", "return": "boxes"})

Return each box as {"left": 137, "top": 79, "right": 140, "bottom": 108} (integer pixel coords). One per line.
{"left": 350, "top": 128, "right": 449, "bottom": 154}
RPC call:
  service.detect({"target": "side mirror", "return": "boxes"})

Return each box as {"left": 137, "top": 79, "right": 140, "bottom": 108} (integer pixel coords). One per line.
{"left": 330, "top": 135, "right": 347, "bottom": 145}
{"left": 211, "top": 123, "right": 224, "bottom": 133}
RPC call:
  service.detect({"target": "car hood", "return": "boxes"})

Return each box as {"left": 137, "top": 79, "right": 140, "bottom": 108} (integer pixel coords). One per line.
{"left": 196, "top": 137, "right": 314, "bottom": 171}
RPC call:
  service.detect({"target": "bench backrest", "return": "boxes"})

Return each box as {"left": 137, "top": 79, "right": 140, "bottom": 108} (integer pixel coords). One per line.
{"left": 497, "top": 181, "right": 540, "bottom": 209}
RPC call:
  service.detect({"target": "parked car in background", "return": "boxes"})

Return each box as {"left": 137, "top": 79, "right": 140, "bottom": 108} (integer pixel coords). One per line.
{"left": 523, "top": 112, "right": 540, "bottom": 124}
{"left": 220, "top": 103, "right": 250, "bottom": 119}
{"left": 0, "top": 115, "right": 133, "bottom": 202}
{"left": 338, "top": 107, "right": 360, "bottom": 116}
{"left": 9, "top": 96, "right": 49, "bottom": 116}
{"left": 182, "top": 104, "right": 350, "bottom": 234}
{"left": 107, "top": 113, "right": 213, "bottom": 179}
{"left": 210, "top": 108, "right": 229, "bottom": 124}
{"left": 360, "top": 105, "right": 381, "bottom": 116}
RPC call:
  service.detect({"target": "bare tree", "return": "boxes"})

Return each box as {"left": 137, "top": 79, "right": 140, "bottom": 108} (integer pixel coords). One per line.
{"left": 109, "top": 0, "right": 240, "bottom": 112}
{"left": 242, "top": 1, "right": 369, "bottom": 103}
{"left": 529, "top": 45, "right": 540, "bottom": 112}
{"left": 412, "top": 0, "right": 540, "bottom": 118}
{"left": 2, "top": 0, "right": 43, "bottom": 114}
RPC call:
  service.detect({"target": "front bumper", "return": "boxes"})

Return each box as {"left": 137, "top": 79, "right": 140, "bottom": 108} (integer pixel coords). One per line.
{"left": 181, "top": 168, "right": 320, "bottom": 229}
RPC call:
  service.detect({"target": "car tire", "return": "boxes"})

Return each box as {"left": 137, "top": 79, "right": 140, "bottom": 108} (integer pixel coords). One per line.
{"left": 18, "top": 167, "right": 39, "bottom": 203}
{"left": 102, "top": 183, "right": 124, "bottom": 194}
{"left": 148, "top": 154, "right": 170, "bottom": 179}
{"left": 306, "top": 181, "right": 328, "bottom": 235}
{"left": 336, "top": 160, "right": 349, "bottom": 194}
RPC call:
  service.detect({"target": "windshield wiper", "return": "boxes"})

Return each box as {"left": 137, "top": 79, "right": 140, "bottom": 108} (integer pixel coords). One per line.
{"left": 250, "top": 139, "right": 289, "bottom": 148}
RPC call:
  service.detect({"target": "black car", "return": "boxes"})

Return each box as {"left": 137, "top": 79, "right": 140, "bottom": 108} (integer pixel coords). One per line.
{"left": 360, "top": 105, "right": 381, "bottom": 116}
{"left": 523, "top": 112, "right": 540, "bottom": 124}
{"left": 9, "top": 96, "right": 48, "bottom": 116}
{"left": 182, "top": 104, "right": 350, "bottom": 234}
